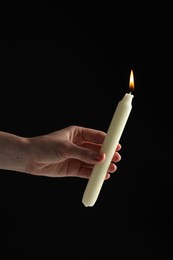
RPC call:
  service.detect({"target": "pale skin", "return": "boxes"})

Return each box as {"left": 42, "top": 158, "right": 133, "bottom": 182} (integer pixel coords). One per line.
{"left": 0, "top": 125, "right": 121, "bottom": 179}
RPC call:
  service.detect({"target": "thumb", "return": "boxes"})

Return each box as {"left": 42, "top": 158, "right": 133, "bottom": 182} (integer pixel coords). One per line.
{"left": 67, "top": 143, "right": 105, "bottom": 164}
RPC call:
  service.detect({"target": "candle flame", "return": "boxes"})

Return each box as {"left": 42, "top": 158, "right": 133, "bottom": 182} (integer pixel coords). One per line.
{"left": 129, "top": 69, "right": 134, "bottom": 91}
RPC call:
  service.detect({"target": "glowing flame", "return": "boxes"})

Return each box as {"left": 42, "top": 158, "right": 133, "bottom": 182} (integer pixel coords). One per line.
{"left": 129, "top": 69, "right": 134, "bottom": 91}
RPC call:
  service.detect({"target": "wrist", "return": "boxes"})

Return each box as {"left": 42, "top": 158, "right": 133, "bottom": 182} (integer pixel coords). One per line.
{"left": 0, "top": 131, "right": 30, "bottom": 173}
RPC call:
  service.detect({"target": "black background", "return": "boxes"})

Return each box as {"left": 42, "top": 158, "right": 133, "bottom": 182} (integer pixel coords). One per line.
{"left": 0, "top": 2, "right": 173, "bottom": 259}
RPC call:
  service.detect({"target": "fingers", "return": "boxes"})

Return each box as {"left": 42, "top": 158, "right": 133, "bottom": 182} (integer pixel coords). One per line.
{"left": 82, "top": 161, "right": 117, "bottom": 172}
{"left": 67, "top": 141, "right": 121, "bottom": 167}
{"left": 116, "top": 143, "right": 121, "bottom": 151}
{"left": 111, "top": 151, "right": 121, "bottom": 163}
{"left": 76, "top": 162, "right": 117, "bottom": 179}
{"left": 74, "top": 126, "right": 107, "bottom": 144}
{"left": 83, "top": 141, "right": 121, "bottom": 163}
{"left": 80, "top": 128, "right": 122, "bottom": 153}
{"left": 83, "top": 141, "right": 121, "bottom": 152}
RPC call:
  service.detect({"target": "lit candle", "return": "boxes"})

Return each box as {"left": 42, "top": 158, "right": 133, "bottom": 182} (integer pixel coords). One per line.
{"left": 82, "top": 70, "right": 135, "bottom": 207}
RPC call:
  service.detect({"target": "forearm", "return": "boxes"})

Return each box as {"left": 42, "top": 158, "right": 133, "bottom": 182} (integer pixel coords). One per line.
{"left": 0, "top": 131, "right": 29, "bottom": 173}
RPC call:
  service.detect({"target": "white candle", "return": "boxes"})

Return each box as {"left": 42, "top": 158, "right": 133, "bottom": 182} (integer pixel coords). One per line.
{"left": 82, "top": 70, "right": 134, "bottom": 207}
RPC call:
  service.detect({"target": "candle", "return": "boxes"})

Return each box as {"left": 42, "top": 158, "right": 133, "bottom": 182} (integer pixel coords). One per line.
{"left": 82, "top": 70, "right": 135, "bottom": 207}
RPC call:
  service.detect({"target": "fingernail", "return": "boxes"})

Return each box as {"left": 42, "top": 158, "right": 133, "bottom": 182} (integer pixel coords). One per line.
{"left": 94, "top": 152, "right": 102, "bottom": 161}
